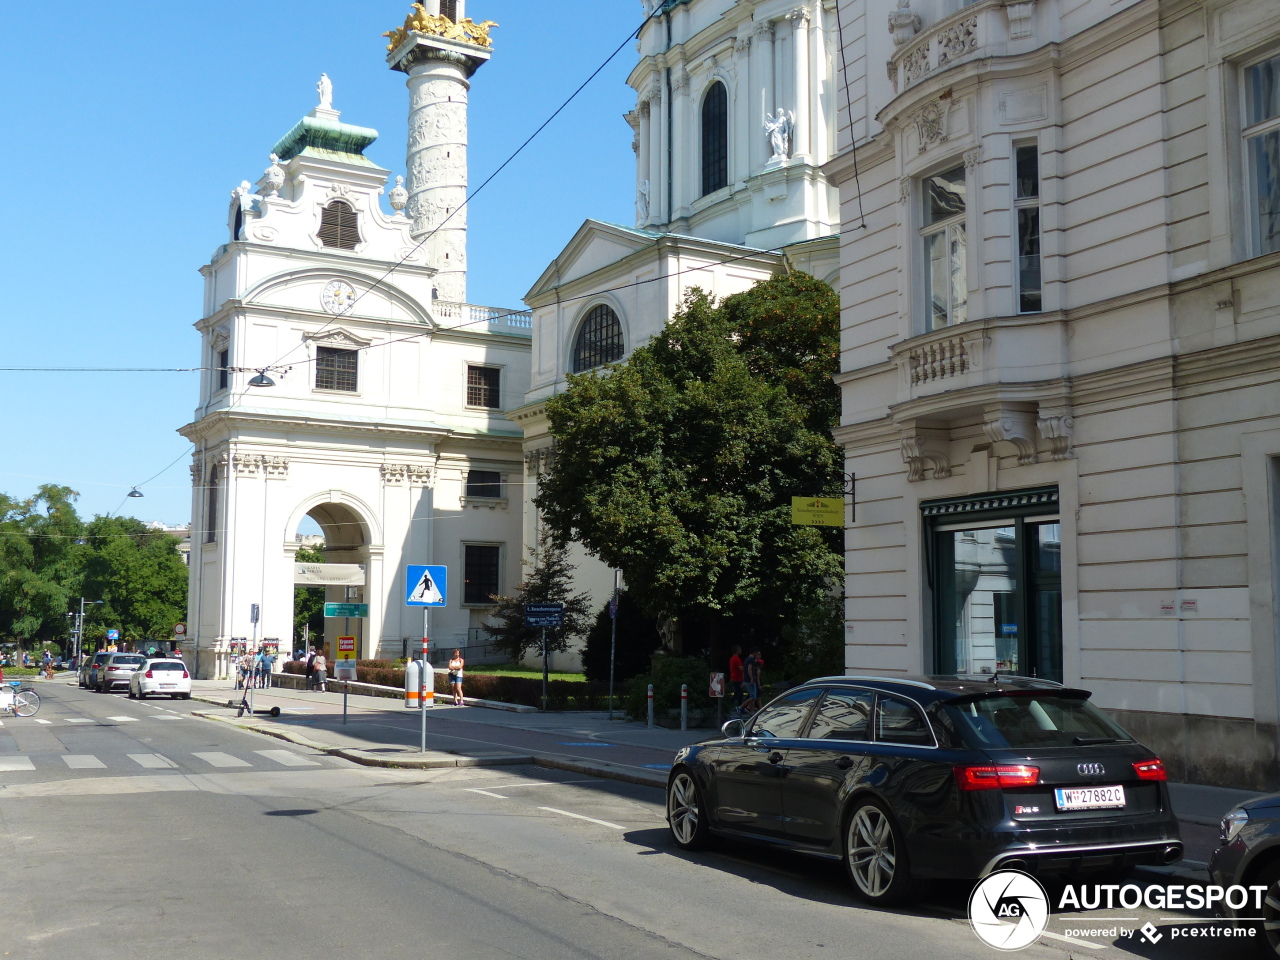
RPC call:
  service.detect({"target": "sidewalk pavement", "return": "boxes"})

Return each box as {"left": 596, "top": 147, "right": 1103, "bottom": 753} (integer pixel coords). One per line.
{"left": 175, "top": 678, "right": 1258, "bottom": 874}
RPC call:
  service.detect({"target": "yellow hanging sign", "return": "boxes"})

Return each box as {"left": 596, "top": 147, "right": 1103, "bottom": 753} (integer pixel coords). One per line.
{"left": 791, "top": 497, "right": 844, "bottom": 527}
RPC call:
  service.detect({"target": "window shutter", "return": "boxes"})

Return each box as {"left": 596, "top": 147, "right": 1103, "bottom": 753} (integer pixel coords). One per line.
{"left": 319, "top": 201, "right": 359, "bottom": 250}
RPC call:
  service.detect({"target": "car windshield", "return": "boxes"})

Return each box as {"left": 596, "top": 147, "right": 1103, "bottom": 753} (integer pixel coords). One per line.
{"left": 946, "top": 693, "right": 1133, "bottom": 748}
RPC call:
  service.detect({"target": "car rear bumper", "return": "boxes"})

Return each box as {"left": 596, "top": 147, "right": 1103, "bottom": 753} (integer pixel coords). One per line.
{"left": 983, "top": 837, "right": 1184, "bottom": 876}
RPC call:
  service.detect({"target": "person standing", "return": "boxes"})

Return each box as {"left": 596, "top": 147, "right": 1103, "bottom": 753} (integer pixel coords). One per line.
{"left": 728, "top": 646, "right": 744, "bottom": 715}
{"left": 304, "top": 647, "right": 317, "bottom": 690}
{"left": 313, "top": 648, "right": 327, "bottom": 693}
{"left": 740, "top": 648, "right": 764, "bottom": 715}
{"left": 448, "top": 650, "right": 465, "bottom": 706}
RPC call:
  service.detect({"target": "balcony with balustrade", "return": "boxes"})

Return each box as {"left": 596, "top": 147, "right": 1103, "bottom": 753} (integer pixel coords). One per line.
{"left": 433, "top": 301, "right": 533, "bottom": 337}
{"left": 888, "top": 0, "right": 1042, "bottom": 96}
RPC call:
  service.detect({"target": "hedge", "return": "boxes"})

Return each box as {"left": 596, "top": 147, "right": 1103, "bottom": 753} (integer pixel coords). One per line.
{"left": 281, "top": 660, "right": 609, "bottom": 710}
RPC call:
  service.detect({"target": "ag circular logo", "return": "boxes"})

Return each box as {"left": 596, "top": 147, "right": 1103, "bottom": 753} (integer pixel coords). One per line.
{"left": 969, "top": 870, "right": 1050, "bottom": 951}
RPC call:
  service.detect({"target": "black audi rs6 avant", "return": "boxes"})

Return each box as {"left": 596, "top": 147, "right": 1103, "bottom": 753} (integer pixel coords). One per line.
{"left": 665, "top": 675, "right": 1182, "bottom": 905}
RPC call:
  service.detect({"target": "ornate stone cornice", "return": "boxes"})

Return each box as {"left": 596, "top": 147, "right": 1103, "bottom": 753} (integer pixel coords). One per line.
{"left": 304, "top": 327, "right": 373, "bottom": 349}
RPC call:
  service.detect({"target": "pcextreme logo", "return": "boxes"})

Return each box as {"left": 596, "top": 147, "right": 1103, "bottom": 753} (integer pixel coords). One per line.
{"left": 969, "top": 871, "right": 1050, "bottom": 951}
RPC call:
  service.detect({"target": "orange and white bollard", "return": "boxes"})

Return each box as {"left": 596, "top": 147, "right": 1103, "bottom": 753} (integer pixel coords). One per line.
{"left": 405, "top": 659, "right": 420, "bottom": 709}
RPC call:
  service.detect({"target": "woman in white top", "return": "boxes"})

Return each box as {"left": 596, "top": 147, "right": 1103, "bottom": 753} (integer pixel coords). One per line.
{"left": 448, "top": 650, "right": 464, "bottom": 706}
{"left": 313, "top": 651, "right": 327, "bottom": 692}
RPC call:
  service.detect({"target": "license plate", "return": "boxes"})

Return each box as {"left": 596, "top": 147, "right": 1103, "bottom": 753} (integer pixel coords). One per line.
{"left": 160, "top": 684, "right": 176, "bottom": 689}
{"left": 1054, "top": 785, "right": 1126, "bottom": 811}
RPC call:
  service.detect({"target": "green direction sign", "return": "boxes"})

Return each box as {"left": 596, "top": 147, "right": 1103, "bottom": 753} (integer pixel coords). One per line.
{"left": 324, "top": 602, "right": 369, "bottom": 618}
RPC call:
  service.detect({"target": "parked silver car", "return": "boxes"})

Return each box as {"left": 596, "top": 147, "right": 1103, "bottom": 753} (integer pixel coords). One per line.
{"left": 97, "top": 654, "right": 145, "bottom": 692}
{"left": 80, "top": 652, "right": 111, "bottom": 689}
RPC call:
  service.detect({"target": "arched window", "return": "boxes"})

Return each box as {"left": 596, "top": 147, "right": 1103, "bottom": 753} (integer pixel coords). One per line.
{"left": 701, "top": 82, "right": 729, "bottom": 196}
{"left": 572, "top": 305, "right": 624, "bottom": 373}
{"left": 205, "top": 464, "right": 220, "bottom": 544}
{"left": 318, "top": 200, "right": 359, "bottom": 250}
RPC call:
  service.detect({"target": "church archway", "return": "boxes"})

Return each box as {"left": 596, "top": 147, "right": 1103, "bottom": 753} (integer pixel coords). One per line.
{"left": 286, "top": 494, "right": 381, "bottom": 664}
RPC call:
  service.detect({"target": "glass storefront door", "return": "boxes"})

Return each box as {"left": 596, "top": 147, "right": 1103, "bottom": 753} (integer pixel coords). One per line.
{"left": 925, "top": 490, "right": 1062, "bottom": 682}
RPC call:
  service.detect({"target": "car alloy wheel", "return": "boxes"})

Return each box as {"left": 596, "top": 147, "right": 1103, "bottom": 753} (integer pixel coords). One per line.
{"left": 667, "top": 770, "right": 709, "bottom": 850}
{"left": 1256, "top": 861, "right": 1280, "bottom": 956}
{"left": 845, "top": 800, "right": 921, "bottom": 906}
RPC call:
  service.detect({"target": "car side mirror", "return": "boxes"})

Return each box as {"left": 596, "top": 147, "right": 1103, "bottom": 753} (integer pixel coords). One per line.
{"left": 721, "top": 719, "right": 746, "bottom": 739}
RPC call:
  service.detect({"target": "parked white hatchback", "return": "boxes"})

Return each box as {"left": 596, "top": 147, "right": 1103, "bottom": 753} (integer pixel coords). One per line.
{"left": 127, "top": 659, "right": 192, "bottom": 699}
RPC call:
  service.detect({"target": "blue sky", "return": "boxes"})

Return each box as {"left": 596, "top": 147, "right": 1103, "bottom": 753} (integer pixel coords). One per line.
{"left": 0, "top": 1, "right": 641, "bottom": 525}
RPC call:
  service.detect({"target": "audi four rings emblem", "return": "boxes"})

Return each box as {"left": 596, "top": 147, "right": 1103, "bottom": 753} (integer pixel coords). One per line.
{"left": 1077, "top": 763, "right": 1105, "bottom": 776}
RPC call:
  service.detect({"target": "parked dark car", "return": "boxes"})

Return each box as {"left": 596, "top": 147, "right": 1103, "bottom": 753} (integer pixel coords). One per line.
{"left": 1209, "top": 794, "right": 1280, "bottom": 956}
{"left": 665, "top": 675, "right": 1182, "bottom": 905}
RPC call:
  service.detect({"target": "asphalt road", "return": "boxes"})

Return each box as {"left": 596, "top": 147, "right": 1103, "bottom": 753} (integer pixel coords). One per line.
{"left": 0, "top": 684, "right": 1253, "bottom": 960}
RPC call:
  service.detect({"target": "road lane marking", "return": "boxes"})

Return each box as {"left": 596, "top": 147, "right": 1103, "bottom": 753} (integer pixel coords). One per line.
{"left": 152, "top": 715, "right": 184, "bottom": 720}
{"left": 0, "top": 757, "right": 36, "bottom": 771}
{"left": 63, "top": 755, "right": 107, "bottom": 770}
{"left": 537, "top": 806, "right": 625, "bottom": 830}
{"left": 256, "top": 750, "right": 320, "bottom": 768}
{"left": 193, "top": 752, "right": 252, "bottom": 768}
{"left": 106, "top": 716, "right": 139, "bottom": 723}
{"left": 484, "top": 779, "right": 603, "bottom": 790}
{"left": 65, "top": 718, "right": 95, "bottom": 724}
{"left": 466, "top": 788, "right": 509, "bottom": 799}
{"left": 34, "top": 719, "right": 52, "bottom": 725}
{"left": 559, "top": 742, "right": 616, "bottom": 747}
{"left": 129, "top": 753, "right": 177, "bottom": 769}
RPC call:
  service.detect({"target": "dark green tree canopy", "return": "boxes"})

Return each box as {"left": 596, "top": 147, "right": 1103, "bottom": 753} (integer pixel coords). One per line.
{"left": 535, "top": 272, "right": 843, "bottom": 658}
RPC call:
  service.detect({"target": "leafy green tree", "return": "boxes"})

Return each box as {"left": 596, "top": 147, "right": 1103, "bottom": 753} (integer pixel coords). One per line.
{"left": 0, "top": 486, "right": 85, "bottom": 648}
{"left": 580, "top": 591, "right": 662, "bottom": 684}
{"left": 294, "top": 545, "right": 327, "bottom": 649}
{"left": 536, "top": 273, "right": 844, "bottom": 665}
{"left": 81, "top": 516, "right": 187, "bottom": 645}
{"left": 483, "top": 529, "right": 593, "bottom": 661}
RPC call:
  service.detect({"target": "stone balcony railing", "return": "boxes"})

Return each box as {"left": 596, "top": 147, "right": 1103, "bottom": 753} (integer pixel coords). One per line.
{"left": 434, "top": 300, "right": 533, "bottom": 334}
{"left": 889, "top": 0, "right": 1039, "bottom": 93}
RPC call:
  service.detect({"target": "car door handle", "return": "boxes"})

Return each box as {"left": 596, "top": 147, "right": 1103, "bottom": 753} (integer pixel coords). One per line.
{"left": 835, "top": 757, "right": 853, "bottom": 770}
{"left": 769, "top": 751, "right": 784, "bottom": 764}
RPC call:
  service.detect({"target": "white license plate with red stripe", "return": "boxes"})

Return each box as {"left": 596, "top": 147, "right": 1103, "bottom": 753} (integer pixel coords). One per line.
{"left": 1054, "top": 785, "right": 1126, "bottom": 811}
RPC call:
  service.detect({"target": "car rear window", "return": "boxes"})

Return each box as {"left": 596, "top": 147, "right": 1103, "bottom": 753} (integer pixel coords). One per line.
{"left": 148, "top": 662, "right": 185, "bottom": 671}
{"left": 946, "top": 694, "right": 1133, "bottom": 748}
{"left": 113, "top": 656, "right": 145, "bottom": 666}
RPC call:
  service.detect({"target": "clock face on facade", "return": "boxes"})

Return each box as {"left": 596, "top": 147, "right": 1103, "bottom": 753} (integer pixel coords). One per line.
{"left": 321, "top": 278, "right": 357, "bottom": 315}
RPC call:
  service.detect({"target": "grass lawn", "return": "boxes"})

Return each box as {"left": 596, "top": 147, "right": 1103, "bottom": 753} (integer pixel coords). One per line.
{"left": 469, "top": 663, "right": 587, "bottom": 682}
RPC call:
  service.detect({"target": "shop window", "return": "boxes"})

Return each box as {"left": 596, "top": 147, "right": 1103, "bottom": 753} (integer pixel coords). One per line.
{"left": 924, "top": 487, "right": 1062, "bottom": 682}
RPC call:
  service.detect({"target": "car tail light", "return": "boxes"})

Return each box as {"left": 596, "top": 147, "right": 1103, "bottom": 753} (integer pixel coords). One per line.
{"left": 1133, "top": 758, "right": 1167, "bottom": 781}
{"left": 954, "top": 764, "right": 1040, "bottom": 791}
{"left": 182, "top": 671, "right": 189, "bottom": 679}
{"left": 145, "top": 670, "right": 154, "bottom": 678}
{"left": 108, "top": 666, "right": 119, "bottom": 671}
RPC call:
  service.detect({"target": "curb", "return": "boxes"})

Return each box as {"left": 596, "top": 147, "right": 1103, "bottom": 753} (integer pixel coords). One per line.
{"left": 191, "top": 710, "right": 534, "bottom": 770}
{"left": 530, "top": 754, "right": 667, "bottom": 789}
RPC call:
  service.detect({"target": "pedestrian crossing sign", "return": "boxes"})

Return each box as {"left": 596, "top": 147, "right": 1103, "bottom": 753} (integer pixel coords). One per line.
{"left": 405, "top": 565, "right": 447, "bottom": 607}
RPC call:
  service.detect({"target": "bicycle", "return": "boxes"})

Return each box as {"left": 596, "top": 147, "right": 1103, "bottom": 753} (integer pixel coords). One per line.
{"left": 0, "top": 680, "right": 41, "bottom": 717}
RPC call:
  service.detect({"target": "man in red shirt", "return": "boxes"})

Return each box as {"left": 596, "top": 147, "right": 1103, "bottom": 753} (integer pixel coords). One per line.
{"left": 728, "top": 646, "right": 744, "bottom": 715}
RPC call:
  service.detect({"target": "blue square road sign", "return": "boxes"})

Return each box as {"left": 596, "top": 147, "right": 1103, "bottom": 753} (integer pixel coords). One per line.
{"left": 406, "top": 565, "right": 448, "bottom": 607}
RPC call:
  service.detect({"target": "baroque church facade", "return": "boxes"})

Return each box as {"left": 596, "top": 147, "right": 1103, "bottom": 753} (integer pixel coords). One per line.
{"left": 512, "top": 0, "right": 845, "bottom": 668}
{"left": 180, "top": 3, "right": 530, "bottom": 679}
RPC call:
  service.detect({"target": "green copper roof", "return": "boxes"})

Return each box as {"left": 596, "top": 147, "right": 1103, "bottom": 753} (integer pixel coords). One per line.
{"left": 272, "top": 115, "right": 379, "bottom": 165}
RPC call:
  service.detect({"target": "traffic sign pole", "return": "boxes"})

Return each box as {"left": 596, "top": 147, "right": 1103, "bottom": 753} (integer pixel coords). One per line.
{"left": 420, "top": 614, "right": 429, "bottom": 753}
{"left": 541, "top": 627, "right": 548, "bottom": 712}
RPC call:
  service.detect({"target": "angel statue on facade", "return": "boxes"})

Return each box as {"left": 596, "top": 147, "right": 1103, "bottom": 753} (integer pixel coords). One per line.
{"left": 317, "top": 73, "right": 334, "bottom": 110}
{"left": 637, "top": 179, "right": 650, "bottom": 222}
{"left": 765, "top": 109, "right": 794, "bottom": 161}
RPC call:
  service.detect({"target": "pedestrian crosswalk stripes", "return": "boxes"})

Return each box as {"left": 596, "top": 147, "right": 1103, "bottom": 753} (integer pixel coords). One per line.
{"left": 0, "top": 750, "right": 328, "bottom": 772}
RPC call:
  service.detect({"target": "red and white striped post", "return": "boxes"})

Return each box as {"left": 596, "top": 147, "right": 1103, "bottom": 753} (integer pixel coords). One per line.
{"left": 421, "top": 638, "right": 433, "bottom": 708}
{"left": 680, "top": 683, "right": 688, "bottom": 732}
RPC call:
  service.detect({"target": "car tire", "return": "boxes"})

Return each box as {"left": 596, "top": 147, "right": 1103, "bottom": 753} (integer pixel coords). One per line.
{"left": 667, "top": 769, "right": 712, "bottom": 851}
{"left": 844, "top": 798, "right": 925, "bottom": 907}
{"left": 127, "top": 689, "right": 135, "bottom": 699}
{"left": 1253, "top": 860, "right": 1280, "bottom": 958}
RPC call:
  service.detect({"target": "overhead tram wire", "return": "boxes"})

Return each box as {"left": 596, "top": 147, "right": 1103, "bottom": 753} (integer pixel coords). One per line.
{"left": 833, "top": 0, "right": 867, "bottom": 230}
{"left": 254, "top": 9, "right": 662, "bottom": 374}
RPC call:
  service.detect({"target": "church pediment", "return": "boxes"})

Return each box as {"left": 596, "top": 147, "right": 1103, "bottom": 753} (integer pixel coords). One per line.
{"left": 524, "top": 219, "right": 662, "bottom": 303}
{"left": 243, "top": 268, "right": 434, "bottom": 328}
{"left": 304, "top": 327, "right": 372, "bottom": 348}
